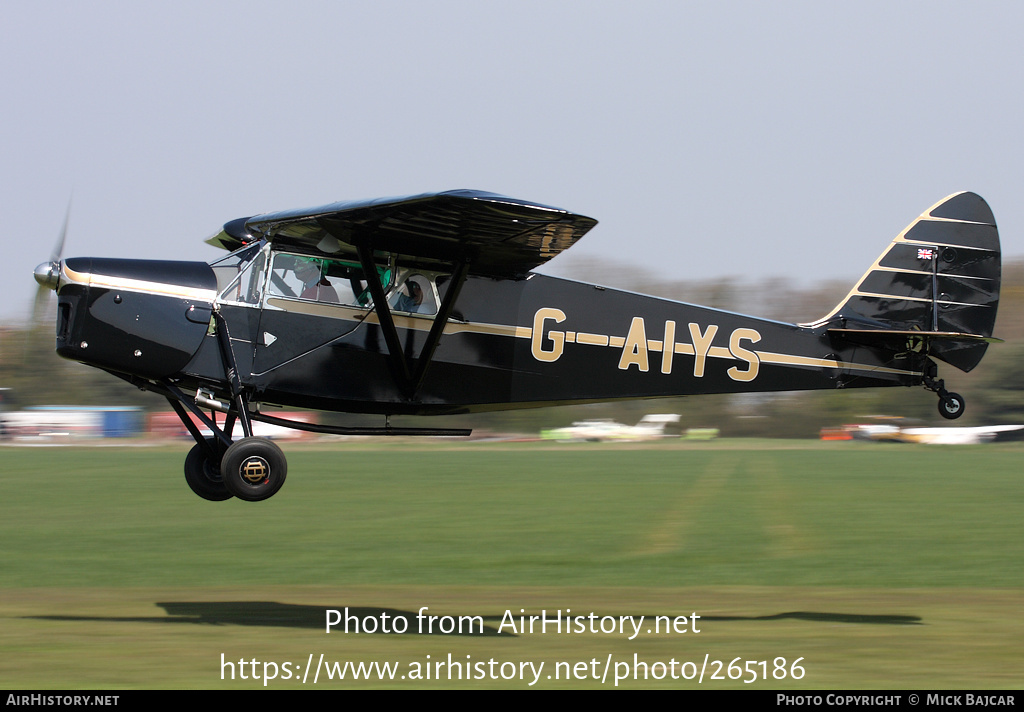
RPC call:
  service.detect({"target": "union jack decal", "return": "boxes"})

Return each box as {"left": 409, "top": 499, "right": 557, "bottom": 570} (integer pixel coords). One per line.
{"left": 917, "top": 248, "right": 935, "bottom": 260}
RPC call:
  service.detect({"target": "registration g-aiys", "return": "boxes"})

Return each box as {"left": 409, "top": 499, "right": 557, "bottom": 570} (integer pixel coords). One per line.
{"left": 33, "top": 190, "right": 1002, "bottom": 501}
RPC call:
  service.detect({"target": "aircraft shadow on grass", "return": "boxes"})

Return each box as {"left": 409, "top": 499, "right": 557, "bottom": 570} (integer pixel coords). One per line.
{"left": 701, "top": 612, "right": 921, "bottom": 625}
{"left": 26, "top": 603, "right": 921, "bottom": 633}
{"left": 28, "top": 602, "right": 504, "bottom": 636}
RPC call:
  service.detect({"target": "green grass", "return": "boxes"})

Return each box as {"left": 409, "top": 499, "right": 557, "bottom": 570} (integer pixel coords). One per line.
{"left": 1, "top": 440, "right": 1022, "bottom": 688}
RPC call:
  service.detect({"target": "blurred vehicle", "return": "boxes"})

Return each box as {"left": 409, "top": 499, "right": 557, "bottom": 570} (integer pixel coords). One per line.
{"left": 897, "top": 425, "right": 1024, "bottom": 444}
{"left": 823, "top": 421, "right": 1024, "bottom": 444}
{"left": 542, "top": 414, "right": 681, "bottom": 442}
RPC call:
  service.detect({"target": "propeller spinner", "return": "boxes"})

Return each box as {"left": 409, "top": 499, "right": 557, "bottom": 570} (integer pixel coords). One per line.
{"left": 33, "top": 260, "right": 60, "bottom": 291}
{"left": 31, "top": 203, "right": 70, "bottom": 319}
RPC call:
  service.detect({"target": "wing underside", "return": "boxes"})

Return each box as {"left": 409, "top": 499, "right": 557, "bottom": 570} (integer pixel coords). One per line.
{"left": 207, "top": 190, "right": 597, "bottom": 279}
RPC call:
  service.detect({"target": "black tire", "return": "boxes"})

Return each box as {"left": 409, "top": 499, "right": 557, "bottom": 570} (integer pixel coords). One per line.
{"left": 220, "top": 437, "right": 287, "bottom": 501}
{"left": 938, "top": 392, "right": 965, "bottom": 420}
{"left": 184, "top": 439, "right": 232, "bottom": 501}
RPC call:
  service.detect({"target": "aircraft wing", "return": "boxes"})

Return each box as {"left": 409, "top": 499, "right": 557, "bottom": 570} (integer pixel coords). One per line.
{"left": 206, "top": 190, "right": 598, "bottom": 278}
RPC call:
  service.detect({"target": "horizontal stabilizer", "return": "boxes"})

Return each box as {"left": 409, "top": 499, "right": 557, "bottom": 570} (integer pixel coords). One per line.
{"left": 828, "top": 328, "right": 1002, "bottom": 366}
{"left": 828, "top": 329, "right": 1003, "bottom": 346}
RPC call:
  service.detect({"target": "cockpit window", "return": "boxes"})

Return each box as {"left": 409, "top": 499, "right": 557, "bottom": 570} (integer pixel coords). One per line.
{"left": 267, "top": 253, "right": 393, "bottom": 307}
{"left": 210, "top": 243, "right": 262, "bottom": 293}
{"left": 390, "top": 272, "right": 438, "bottom": 315}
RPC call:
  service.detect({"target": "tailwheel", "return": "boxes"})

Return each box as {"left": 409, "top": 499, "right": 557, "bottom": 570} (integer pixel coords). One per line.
{"left": 220, "top": 437, "right": 288, "bottom": 501}
{"left": 184, "top": 438, "right": 232, "bottom": 501}
{"left": 938, "top": 392, "right": 965, "bottom": 420}
{"left": 922, "top": 363, "right": 965, "bottom": 421}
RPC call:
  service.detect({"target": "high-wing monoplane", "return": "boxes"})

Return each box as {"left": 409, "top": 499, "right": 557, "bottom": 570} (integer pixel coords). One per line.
{"left": 33, "top": 190, "right": 1001, "bottom": 501}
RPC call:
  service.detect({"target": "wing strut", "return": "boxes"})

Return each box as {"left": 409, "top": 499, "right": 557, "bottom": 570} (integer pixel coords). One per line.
{"left": 356, "top": 242, "right": 413, "bottom": 395}
{"left": 411, "top": 258, "right": 470, "bottom": 395}
{"left": 355, "top": 241, "right": 471, "bottom": 401}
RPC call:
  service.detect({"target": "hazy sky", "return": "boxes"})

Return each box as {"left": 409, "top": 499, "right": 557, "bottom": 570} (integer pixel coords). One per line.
{"left": 3, "top": 1, "right": 1023, "bottom": 324}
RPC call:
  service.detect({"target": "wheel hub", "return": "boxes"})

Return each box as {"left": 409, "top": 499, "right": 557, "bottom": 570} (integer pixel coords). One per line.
{"left": 240, "top": 455, "right": 270, "bottom": 484}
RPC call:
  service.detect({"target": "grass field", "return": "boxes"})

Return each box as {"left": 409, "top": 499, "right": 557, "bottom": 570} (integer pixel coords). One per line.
{"left": 1, "top": 439, "right": 1022, "bottom": 689}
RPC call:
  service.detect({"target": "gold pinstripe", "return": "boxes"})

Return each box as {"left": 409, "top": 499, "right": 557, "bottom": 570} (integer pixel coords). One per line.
{"left": 869, "top": 265, "right": 991, "bottom": 281}
{"left": 60, "top": 263, "right": 218, "bottom": 302}
{"left": 66, "top": 264, "right": 921, "bottom": 379}
{"left": 849, "top": 291, "right": 994, "bottom": 308}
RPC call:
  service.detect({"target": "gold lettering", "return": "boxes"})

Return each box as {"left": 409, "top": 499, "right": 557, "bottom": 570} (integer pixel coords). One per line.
{"left": 727, "top": 328, "right": 761, "bottom": 382}
{"left": 531, "top": 308, "right": 566, "bottom": 362}
{"left": 661, "top": 321, "right": 676, "bottom": 374}
{"left": 618, "top": 317, "right": 650, "bottom": 371}
{"left": 688, "top": 323, "right": 719, "bottom": 377}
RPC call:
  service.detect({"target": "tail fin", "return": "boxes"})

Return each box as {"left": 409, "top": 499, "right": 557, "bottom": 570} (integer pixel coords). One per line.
{"left": 814, "top": 192, "right": 1000, "bottom": 372}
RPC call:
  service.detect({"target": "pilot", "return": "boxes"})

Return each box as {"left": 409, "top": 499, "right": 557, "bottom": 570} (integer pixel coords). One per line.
{"left": 394, "top": 279, "right": 424, "bottom": 313}
{"left": 296, "top": 258, "right": 339, "bottom": 303}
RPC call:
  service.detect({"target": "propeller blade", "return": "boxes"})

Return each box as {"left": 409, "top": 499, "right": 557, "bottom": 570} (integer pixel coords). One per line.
{"left": 29, "top": 199, "right": 72, "bottom": 325}
{"left": 50, "top": 200, "right": 71, "bottom": 264}
{"left": 31, "top": 282, "right": 52, "bottom": 325}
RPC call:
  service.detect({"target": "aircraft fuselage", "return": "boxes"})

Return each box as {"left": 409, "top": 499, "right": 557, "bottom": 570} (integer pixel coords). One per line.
{"left": 54, "top": 257, "right": 923, "bottom": 416}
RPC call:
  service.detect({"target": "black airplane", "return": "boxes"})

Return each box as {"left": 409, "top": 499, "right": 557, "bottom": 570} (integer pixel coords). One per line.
{"left": 33, "top": 190, "right": 1001, "bottom": 501}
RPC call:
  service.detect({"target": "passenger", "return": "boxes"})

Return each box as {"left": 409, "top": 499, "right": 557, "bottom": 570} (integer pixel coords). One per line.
{"left": 394, "top": 279, "right": 424, "bottom": 313}
{"left": 296, "top": 258, "right": 339, "bottom": 303}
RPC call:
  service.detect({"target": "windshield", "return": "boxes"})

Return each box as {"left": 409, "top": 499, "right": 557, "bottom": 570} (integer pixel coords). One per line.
{"left": 209, "top": 243, "right": 262, "bottom": 293}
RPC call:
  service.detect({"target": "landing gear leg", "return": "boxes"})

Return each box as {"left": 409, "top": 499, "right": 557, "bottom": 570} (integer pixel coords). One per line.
{"left": 164, "top": 389, "right": 289, "bottom": 501}
{"left": 923, "top": 361, "right": 965, "bottom": 420}
{"left": 160, "top": 310, "right": 293, "bottom": 502}
{"left": 164, "top": 392, "right": 236, "bottom": 501}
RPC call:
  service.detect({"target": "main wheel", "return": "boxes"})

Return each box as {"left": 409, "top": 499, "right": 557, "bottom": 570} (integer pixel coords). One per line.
{"left": 220, "top": 437, "right": 287, "bottom": 501}
{"left": 938, "top": 392, "right": 965, "bottom": 420}
{"left": 184, "top": 439, "right": 232, "bottom": 501}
